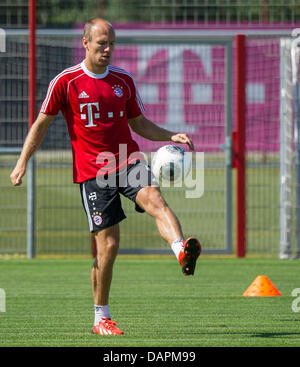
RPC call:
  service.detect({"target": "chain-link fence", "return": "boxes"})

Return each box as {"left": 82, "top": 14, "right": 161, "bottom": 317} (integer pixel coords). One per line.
{"left": 1, "top": 0, "right": 300, "bottom": 29}
{"left": 1, "top": 1, "right": 300, "bottom": 257}
{"left": 0, "top": 30, "right": 232, "bottom": 255}
{"left": 1, "top": 28, "right": 297, "bottom": 255}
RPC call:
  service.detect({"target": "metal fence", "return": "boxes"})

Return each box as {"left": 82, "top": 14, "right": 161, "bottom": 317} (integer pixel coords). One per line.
{"left": 1, "top": 29, "right": 233, "bottom": 256}
{"left": 0, "top": 28, "right": 298, "bottom": 256}
{"left": 1, "top": 1, "right": 300, "bottom": 29}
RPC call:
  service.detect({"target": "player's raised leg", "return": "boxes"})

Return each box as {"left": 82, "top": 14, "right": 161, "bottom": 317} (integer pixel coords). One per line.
{"left": 91, "top": 224, "right": 123, "bottom": 335}
{"left": 135, "top": 186, "right": 201, "bottom": 276}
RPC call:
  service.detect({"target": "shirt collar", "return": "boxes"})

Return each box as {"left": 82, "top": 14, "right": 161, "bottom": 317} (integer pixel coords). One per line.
{"left": 81, "top": 60, "right": 109, "bottom": 79}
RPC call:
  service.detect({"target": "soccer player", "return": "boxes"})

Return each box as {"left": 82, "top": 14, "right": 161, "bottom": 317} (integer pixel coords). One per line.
{"left": 10, "top": 18, "right": 201, "bottom": 336}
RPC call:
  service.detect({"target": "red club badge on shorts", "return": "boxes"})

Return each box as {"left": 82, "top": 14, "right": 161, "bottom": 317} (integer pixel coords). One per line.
{"left": 92, "top": 212, "right": 102, "bottom": 226}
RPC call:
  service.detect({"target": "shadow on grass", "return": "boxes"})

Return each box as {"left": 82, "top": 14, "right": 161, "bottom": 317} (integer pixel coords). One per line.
{"left": 250, "top": 332, "right": 300, "bottom": 338}
{"left": 172, "top": 330, "right": 300, "bottom": 339}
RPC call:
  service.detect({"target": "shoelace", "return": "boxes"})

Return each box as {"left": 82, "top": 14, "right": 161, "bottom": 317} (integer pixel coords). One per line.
{"left": 101, "top": 319, "right": 119, "bottom": 330}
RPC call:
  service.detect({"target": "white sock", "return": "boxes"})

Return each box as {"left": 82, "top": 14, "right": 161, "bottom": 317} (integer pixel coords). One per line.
{"left": 94, "top": 304, "right": 110, "bottom": 326}
{"left": 171, "top": 238, "right": 184, "bottom": 260}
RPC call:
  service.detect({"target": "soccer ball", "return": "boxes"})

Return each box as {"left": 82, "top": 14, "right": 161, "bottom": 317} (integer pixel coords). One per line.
{"left": 151, "top": 145, "right": 192, "bottom": 184}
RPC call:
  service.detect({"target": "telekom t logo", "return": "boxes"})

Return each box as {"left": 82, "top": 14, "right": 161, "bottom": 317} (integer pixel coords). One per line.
{"left": 80, "top": 102, "right": 100, "bottom": 127}
{"left": 138, "top": 46, "right": 213, "bottom": 130}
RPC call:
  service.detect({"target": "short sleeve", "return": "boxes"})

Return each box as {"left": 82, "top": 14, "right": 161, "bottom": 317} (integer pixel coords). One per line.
{"left": 126, "top": 76, "right": 145, "bottom": 119}
{"left": 40, "top": 75, "right": 67, "bottom": 115}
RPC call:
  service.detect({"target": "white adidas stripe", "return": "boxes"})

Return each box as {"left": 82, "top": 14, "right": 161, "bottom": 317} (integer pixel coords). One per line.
{"left": 42, "top": 64, "right": 82, "bottom": 111}
{"left": 66, "top": 73, "right": 85, "bottom": 101}
{"left": 42, "top": 63, "right": 145, "bottom": 114}
{"left": 97, "top": 327, "right": 114, "bottom": 335}
{"left": 41, "top": 65, "right": 79, "bottom": 111}
{"left": 81, "top": 183, "right": 93, "bottom": 232}
{"left": 41, "top": 65, "right": 81, "bottom": 112}
{"left": 41, "top": 64, "right": 82, "bottom": 112}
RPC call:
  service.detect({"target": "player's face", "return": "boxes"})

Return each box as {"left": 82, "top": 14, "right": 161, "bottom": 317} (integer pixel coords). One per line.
{"left": 84, "top": 26, "right": 115, "bottom": 71}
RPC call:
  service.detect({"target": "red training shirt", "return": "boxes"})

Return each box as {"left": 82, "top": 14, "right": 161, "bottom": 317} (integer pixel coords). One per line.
{"left": 40, "top": 61, "right": 144, "bottom": 183}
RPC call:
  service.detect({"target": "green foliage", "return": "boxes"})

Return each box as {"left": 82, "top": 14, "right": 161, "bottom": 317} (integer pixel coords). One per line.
{"left": 38, "top": 0, "right": 100, "bottom": 27}
{"left": 2, "top": 0, "right": 300, "bottom": 27}
{"left": 33, "top": 0, "right": 300, "bottom": 26}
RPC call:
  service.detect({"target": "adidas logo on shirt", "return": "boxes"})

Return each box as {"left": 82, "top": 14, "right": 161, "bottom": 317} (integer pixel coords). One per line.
{"left": 78, "top": 91, "right": 89, "bottom": 98}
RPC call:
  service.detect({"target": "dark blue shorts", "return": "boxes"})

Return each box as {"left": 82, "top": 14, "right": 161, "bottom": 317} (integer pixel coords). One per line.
{"left": 80, "top": 160, "right": 158, "bottom": 232}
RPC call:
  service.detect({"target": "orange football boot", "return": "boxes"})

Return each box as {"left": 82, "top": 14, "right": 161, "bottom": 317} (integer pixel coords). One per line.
{"left": 178, "top": 237, "right": 202, "bottom": 276}
{"left": 92, "top": 318, "right": 124, "bottom": 335}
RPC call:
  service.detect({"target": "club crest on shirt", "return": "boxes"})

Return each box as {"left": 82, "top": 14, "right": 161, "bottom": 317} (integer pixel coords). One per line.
{"left": 112, "top": 84, "right": 123, "bottom": 98}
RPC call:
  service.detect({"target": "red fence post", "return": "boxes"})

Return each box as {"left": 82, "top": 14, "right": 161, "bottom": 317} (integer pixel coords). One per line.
{"left": 235, "top": 34, "right": 246, "bottom": 258}
{"left": 28, "top": 0, "right": 36, "bottom": 129}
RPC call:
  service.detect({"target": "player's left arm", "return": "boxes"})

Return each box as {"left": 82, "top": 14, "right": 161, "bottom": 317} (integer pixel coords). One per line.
{"left": 128, "top": 114, "right": 194, "bottom": 151}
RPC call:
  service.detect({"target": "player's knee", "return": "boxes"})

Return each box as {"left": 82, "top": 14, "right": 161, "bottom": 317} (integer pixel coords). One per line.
{"left": 98, "top": 239, "right": 119, "bottom": 260}
{"left": 106, "top": 240, "right": 119, "bottom": 255}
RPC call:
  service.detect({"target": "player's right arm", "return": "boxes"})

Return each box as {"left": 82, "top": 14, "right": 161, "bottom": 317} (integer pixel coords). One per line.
{"left": 11, "top": 66, "right": 67, "bottom": 186}
{"left": 10, "top": 113, "right": 55, "bottom": 186}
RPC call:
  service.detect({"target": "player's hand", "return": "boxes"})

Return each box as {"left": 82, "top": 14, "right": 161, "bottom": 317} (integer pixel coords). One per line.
{"left": 171, "top": 133, "right": 194, "bottom": 151}
{"left": 10, "top": 164, "right": 26, "bottom": 186}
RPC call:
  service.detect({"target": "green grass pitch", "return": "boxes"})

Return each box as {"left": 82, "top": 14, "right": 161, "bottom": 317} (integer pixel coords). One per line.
{"left": 0, "top": 257, "right": 300, "bottom": 347}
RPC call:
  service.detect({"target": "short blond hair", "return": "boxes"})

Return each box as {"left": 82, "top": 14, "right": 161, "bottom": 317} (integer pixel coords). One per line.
{"left": 83, "top": 18, "right": 113, "bottom": 41}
